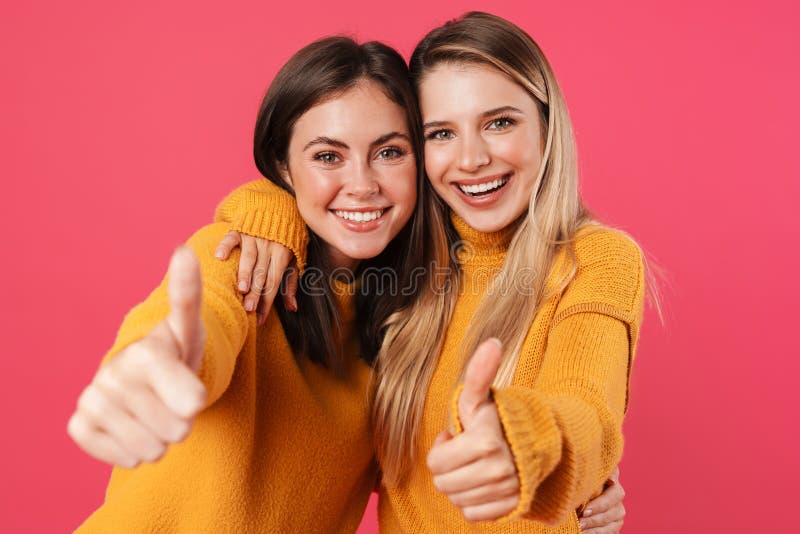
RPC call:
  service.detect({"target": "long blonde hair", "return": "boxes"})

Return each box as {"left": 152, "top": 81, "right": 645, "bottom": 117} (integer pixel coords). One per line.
{"left": 374, "top": 12, "right": 622, "bottom": 485}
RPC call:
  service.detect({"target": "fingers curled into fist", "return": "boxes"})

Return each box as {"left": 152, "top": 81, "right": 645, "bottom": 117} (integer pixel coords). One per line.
{"left": 68, "top": 248, "right": 207, "bottom": 468}
{"left": 427, "top": 338, "right": 521, "bottom": 522}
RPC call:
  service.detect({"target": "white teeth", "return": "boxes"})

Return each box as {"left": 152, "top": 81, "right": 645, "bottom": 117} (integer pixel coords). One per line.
{"left": 333, "top": 209, "right": 385, "bottom": 222}
{"left": 457, "top": 177, "right": 508, "bottom": 195}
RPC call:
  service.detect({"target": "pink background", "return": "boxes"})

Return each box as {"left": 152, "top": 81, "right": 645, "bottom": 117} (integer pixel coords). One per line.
{"left": 2, "top": 0, "right": 798, "bottom": 532}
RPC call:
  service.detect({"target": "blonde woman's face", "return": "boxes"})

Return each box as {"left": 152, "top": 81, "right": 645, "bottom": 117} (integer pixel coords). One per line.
{"left": 419, "top": 63, "right": 543, "bottom": 233}
{"left": 282, "top": 81, "right": 417, "bottom": 271}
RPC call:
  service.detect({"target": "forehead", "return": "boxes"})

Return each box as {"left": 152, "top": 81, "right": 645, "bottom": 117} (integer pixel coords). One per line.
{"left": 291, "top": 81, "right": 409, "bottom": 145}
{"left": 418, "top": 62, "right": 534, "bottom": 119}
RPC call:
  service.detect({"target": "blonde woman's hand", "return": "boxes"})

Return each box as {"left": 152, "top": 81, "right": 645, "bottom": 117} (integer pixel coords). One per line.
{"left": 579, "top": 466, "right": 626, "bottom": 533}
{"left": 67, "top": 248, "right": 207, "bottom": 468}
{"left": 426, "top": 338, "right": 520, "bottom": 522}
{"left": 215, "top": 231, "right": 298, "bottom": 324}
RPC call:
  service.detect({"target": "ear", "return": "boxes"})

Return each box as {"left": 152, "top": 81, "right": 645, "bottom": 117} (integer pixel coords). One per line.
{"left": 278, "top": 161, "right": 293, "bottom": 188}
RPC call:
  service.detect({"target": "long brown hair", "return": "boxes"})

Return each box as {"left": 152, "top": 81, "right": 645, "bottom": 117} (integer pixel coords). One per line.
{"left": 253, "top": 37, "right": 428, "bottom": 369}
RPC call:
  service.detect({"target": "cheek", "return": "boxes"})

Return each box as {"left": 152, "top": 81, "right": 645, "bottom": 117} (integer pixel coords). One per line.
{"left": 423, "top": 144, "right": 453, "bottom": 185}
{"left": 383, "top": 164, "right": 418, "bottom": 212}
{"left": 492, "top": 134, "right": 530, "bottom": 164}
{"left": 292, "top": 169, "right": 340, "bottom": 212}
{"left": 518, "top": 128, "right": 543, "bottom": 166}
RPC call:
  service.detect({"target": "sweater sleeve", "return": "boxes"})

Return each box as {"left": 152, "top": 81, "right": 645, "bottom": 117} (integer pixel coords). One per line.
{"left": 101, "top": 223, "right": 255, "bottom": 407}
{"left": 451, "top": 229, "right": 646, "bottom": 525}
{"left": 213, "top": 179, "right": 309, "bottom": 273}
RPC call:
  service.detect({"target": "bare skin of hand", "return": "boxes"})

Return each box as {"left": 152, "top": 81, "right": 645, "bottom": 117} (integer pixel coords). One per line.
{"left": 428, "top": 338, "right": 627, "bottom": 529}
{"left": 427, "top": 338, "right": 521, "bottom": 522}
{"left": 215, "top": 231, "right": 298, "bottom": 324}
{"left": 67, "top": 248, "right": 207, "bottom": 468}
{"left": 579, "top": 466, "right": 626, "bottom": 533}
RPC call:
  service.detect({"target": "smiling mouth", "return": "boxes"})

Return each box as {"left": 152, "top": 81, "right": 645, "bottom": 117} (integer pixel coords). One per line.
{"left": 331, "top": 208, "right": 389, "bottom": 223}
{"left": 455, "top": 174, "right": 511, "bottom": 197}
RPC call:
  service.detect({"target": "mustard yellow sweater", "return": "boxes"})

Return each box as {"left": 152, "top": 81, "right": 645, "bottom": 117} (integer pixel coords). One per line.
{"left": 76, "top": 183, "right": 376, "bottom": 533}
{"left": 220, "top": 180, "right": 645, "bottom": 533}
{"left": 377, "top": 215, "right": 644, "bottom": 533}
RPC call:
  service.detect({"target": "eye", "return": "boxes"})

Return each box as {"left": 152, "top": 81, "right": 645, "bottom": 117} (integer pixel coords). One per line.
{"left": 314, "top": 152, "right": 340, "bottom": 164}
{"left": 376, "top": 146, "right": 406, "bottom": 160}
{"left": 426, "top": 129, "right": 454, "bottom": 141}
{"left": 487, "top": 117, "right": 515, "bottom": 130}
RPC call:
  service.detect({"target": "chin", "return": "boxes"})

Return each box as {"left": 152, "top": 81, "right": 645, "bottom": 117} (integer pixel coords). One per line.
{"left": 455, "top": 209, "right": 511, "bottom": 234}
{"left": 339, "top": 242, "right": 388, "bottom": 261}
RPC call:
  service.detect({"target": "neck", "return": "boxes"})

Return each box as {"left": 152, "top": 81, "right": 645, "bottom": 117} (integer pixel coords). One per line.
{"left": 325, "top": 246, "right": 360, "bottom": 277}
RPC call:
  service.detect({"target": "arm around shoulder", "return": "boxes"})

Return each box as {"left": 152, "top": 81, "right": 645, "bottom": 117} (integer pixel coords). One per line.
{"left": 214, "top": 179, "right": 309, "bottom": 272}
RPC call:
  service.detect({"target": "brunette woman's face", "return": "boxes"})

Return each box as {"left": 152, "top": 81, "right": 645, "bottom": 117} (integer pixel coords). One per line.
{"left": 282, "top": 80, "right": 417, "bottom": 271}
{"left": 419, "top": 63, "right": 544, "bottom": 233}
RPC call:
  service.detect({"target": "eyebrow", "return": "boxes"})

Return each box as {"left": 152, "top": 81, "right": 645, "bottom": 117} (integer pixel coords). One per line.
{"left": 303, "top": 132, "right": 411, "bottom": 152}
{"left": 303, "top": 136, "right": 348, "bottom": 151}
{"left": 423, "top": 106, "right": 524, "bottom": 130}
{"left": 370, "top": 132, "right": 411, "bottom": 149}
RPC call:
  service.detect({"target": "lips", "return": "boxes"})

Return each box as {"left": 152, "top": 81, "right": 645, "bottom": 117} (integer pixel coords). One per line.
{"left": 452, "top": 173, "right": 512, "bottom": 197}
{"left": 333, "top": 208, "right": 386, "bottom": 222}
{"left": 330, "top": 208, "right": 389, "bottom": 222}
{"left": 329, "top": 206, "right": 392, "bottom": 232}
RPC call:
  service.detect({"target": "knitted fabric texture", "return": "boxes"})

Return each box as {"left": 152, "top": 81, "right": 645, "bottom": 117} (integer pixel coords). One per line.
{"left": 379, "top": 214, "right": 644, "bottom": 533}
{"left": 77, "top": 203, "right": 374, "bottom": 532}
{"left": 218, "top": 183, "right": 645, "bottom": 533}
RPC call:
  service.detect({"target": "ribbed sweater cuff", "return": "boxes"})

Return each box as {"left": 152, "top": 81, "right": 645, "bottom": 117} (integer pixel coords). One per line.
{"left": 227, "top": 189, "right": 309, "bottom": 274}
{"left": 448, "top": 384, "right": 563, "bottom": 522}
{"left": 449, "top": 383, "right": 466, "bottom": 434}
{"left": 492, "top": 387, "right": 563, "bottom": 521}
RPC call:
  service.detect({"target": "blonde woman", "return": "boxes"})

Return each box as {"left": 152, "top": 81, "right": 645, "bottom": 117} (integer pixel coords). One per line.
{"left": 217, "top": 12, "right": 639, "bottom": 533}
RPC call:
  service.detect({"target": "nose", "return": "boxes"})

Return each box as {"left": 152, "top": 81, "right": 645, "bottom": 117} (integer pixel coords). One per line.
{"left": 346, "top": 160, "right": 380, "bottom": 197}
{"left": 458, "top": 132, "right": 490, "bottom": 173}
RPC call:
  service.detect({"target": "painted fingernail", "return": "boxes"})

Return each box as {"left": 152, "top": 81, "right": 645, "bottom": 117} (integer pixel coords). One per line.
{"left": 214, "top": 248, "right": 224, "bottom": 259}
{"left": 238, "top": 280, "right": 248, "bottom": 292}
{"left": 582, "top": 508, "right": 592, "bottom": 517}
{"left": 244, "top": 300, "right": 255, "bottom": 312}
{"left": 578, "top": 518, "right": 587, "bottom": 529}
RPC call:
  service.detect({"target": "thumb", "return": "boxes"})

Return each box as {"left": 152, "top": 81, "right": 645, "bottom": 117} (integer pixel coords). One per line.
{"left": 165, "top": 246, "right": 204, "bottom": 370}
{"left": 459, "top": 338, "right": 503, "bottom": 426}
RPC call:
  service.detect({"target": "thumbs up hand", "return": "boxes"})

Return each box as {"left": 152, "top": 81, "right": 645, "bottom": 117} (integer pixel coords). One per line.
{"left": 67, "top": 247, "right": 208, "bottom": 468}
{"left": 426, "top": 338, "right": 521, "bottom": 522}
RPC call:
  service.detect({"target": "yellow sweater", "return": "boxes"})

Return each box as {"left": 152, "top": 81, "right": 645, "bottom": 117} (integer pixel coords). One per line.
{"left": 377, "top": 215, "right": 645, "bottom": 533}
{"left": 219, "top": 181, "right": 645, "bottom": 533}
{"left": 77, "top": 183, "right": 376, "bottom": 533}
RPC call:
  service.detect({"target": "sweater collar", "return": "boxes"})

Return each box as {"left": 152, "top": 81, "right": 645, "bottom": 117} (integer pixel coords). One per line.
{"left": 450, "top": 211, "right": 518, "bottom": 267}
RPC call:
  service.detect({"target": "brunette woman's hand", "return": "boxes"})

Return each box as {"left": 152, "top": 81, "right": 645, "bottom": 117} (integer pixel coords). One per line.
{"left": 426, "top": 338, "right": 520, "bottom": 521}
{"left": 214, "top": 231, "right": 298, "bottom": 324}
{"left": 579, "top": 466, "right": 626, "bottom": 533}
{"left": 67, "top": 248, "right": 207, "bottom": 468}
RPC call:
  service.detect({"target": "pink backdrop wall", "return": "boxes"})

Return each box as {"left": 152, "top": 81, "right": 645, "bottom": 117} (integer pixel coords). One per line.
{"left": 2, "top": 0, "right": 798, "bottom": 532}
